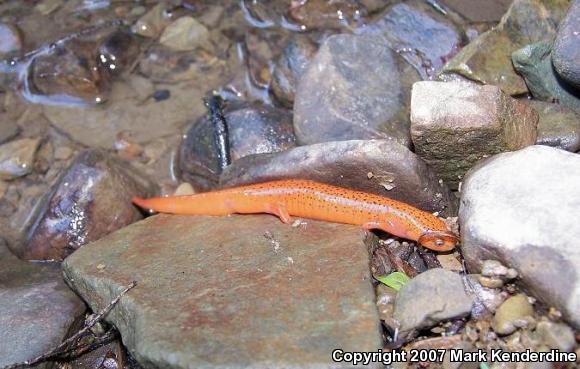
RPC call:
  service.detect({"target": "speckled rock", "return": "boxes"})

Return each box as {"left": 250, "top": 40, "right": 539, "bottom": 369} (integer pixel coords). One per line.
{"left": 394, "top": 268, "right": 473, "bottom": 337}
{"left": 356, "top": 0, "right": 462, "bottom": 79}
{"left": 0, "top": 242, "right": 85, "bottom": 368}
{"left": 552, "top": 0, "right": 580, "bottom": 89}
{"left": 63, "top": 215, "right": 382, "bottom": 369}
{"left": 179, "top": 102, "right": 297, "bottom": 191}
{"left": 18, "top": 149, "right": 157, "bottom": 260}
{"left": 439, "top": 0, "right": 565, "bottom": 95}
{"left": 410, "top": 81, "right": 538, "bottom": 189}
{"left": 220, "top": 139, "right": 456, "bottom": 216}
{"left": 512, "top": 42, "right": 580, "bottom": 114}
{"left": 270, "top": 36, "right": 318, "bottom": 108}
{"left": 294, "top": 33, "right": 419, "bottom": 147}
{"left": 524, "top": 100, "right": 580, "bottom": 152}
{"left": 459, "top": 145, "right": 580, "bottom": 329}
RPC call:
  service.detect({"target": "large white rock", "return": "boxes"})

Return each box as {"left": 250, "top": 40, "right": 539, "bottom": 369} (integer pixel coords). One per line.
{"left": 459, "top": 145, "right": 580, "bottom": 328}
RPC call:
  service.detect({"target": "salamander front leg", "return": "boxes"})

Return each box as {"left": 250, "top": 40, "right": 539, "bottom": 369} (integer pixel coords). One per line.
{"left": 266, "top": 203, "right": 293, "bottom": 224}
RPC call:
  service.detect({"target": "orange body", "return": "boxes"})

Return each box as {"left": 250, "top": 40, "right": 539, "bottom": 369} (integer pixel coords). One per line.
{"left": 132, "top": 179, "right": 458, "bottom": 251}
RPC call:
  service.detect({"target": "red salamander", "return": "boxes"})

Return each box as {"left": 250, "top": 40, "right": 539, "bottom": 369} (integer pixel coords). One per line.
{"left": 132, "top": 179, "right": 458, "bottom": 251}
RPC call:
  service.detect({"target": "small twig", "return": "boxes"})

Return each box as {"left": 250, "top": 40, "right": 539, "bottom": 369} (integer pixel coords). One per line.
{"left": 205, "top": 94, "right": 231, "bottom": 170}
{"left": 3, "top": 281, "right": 136, "bottom": 369}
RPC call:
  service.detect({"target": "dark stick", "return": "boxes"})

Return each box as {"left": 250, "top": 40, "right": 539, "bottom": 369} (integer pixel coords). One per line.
{"left": 2, "top": 281, "right": 136, "bottom": 369}
{"left": 205, "top": 94, "right": 231, "bottom": 170}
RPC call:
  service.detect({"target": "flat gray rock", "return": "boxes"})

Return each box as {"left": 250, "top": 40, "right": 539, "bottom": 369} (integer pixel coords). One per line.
{"left": 0, "top": 243, "right": 85, "bottom": 368}
{"left": 220, "top": 139, "right": 456, "bottom": 216}
{"left": 294, "top": 34, "right": 419, "bottom": 147}
{"left": 394, "top": 268, "right": 473, "bottom": 336}
{"left": 459, "top": 145, "right": 580, "bottom": 329}
{"left": 63, "top": 214, "right": 383, "bottom": 369}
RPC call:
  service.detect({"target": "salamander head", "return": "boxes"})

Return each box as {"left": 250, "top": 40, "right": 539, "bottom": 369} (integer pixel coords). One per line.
{"left": 418, "top": 230, "right": 459, "bottom": 252}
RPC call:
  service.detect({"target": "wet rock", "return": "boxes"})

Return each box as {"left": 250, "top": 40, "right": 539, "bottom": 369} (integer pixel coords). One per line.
{"left": 552, "top": 0, "right": 580, "bottom": 90}
{"left": 0, "top": 23, "right": 21, "bottom": 55}
{"left": 394, "top": 268, "right": 473, "bottom": 337}
{"left": 440, "top": 0, "right": 512, "bottom": 22}
{"left": 29, "top": 39, "right": 110, "bottom": 106}
{"left": 221, "top": 139, "right": 456, "bottom": 216}
{"left": 179, "top": 102, "right": 296, "bottom": 191}
{"left": 492, "top": 294, "right": 535, "bottom": 335}
{"left": 410, "top": 81, "right": 538, "bottom": 189}
{"left": 356, "top": 1, "right": 463, "bottom": 79}
{"left": 0, "top": 138, "right": 40, "bottom": 180}
{"left": 288, "top": 0, "right": 367, "bottom": 30}
{"left": 270, "top": 36, "right": 317, "bottom": 108}
{"left": 534, "top": 320, "right": 576, "bottom": 352}
{"left": 54, "top": 146, "right": 73, "bottom": 161}
{"left": 294, "top": 34, "right": 420, "bottom": 147}
{"left": 439, "top": 0, "right": 564, "bottom": 95}
{"left": 132, "top": 3, "right": 174, "bottom": 38}
{"left": 524, "top": 100, "right": 580, "bottom": 152}
{"left": 63, "top": 215, "right": 382, "bottom": 369}
{"left": 43, "top": 77, "right": 217, "bottom": 148}
{"left": 0, "top": 242, "right": 85, "bottom": 368}
{"left": 160, "top": 16, "right": 212, "bottom": 52}
{"left": 18, "top": 149, "right": 157, "bottom": 261}
{"left": 459, "top": 145, "right": 580, "bottom": 329}
{"left": 512, "top": 42, "right": 580, "bottom": 114}
{"left": 0, "top": 118, "right": 19, "bottom": 145}
{"left": 98, "top": 30, "right": 141, "bottom": 76}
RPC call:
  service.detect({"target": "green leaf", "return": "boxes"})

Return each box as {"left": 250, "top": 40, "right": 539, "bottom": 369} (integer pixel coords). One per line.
{"left": 375, "top": 272, "right": 410, "bottom": 291}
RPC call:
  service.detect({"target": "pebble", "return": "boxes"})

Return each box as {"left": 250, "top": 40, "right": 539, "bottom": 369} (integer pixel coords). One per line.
{"left": 159, "top": 16, "right": 212, "bottom": 52}
{"left": 478, "top": 276, "right": 504, "bottom": 289}
{"left": 492, "top": 294, "right": 535, "bottom": 335}
{"left": 481, "top": 259, "right": 518, "bottom": 280}
{"left": 54, "top": 146, "right": 73, "bottom": 161}
{"left": 394, "top": 268, "right": 473, "bottom": 337}
{"left": 0, "top": 23, "right": 21, "bottom": 55}
{"left": 0, "top": 138, "right": 41, "bottom": 180}
{"left": 173, "top": 182, "right": 195, "bottom": 196}
{"left": 534, "top": 320, "right": 576, "bottom": 352}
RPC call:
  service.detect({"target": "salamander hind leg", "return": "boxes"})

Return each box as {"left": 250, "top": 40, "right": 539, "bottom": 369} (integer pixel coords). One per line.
{"left": 265, "top": 202, "right": 293, "bottom": 224}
